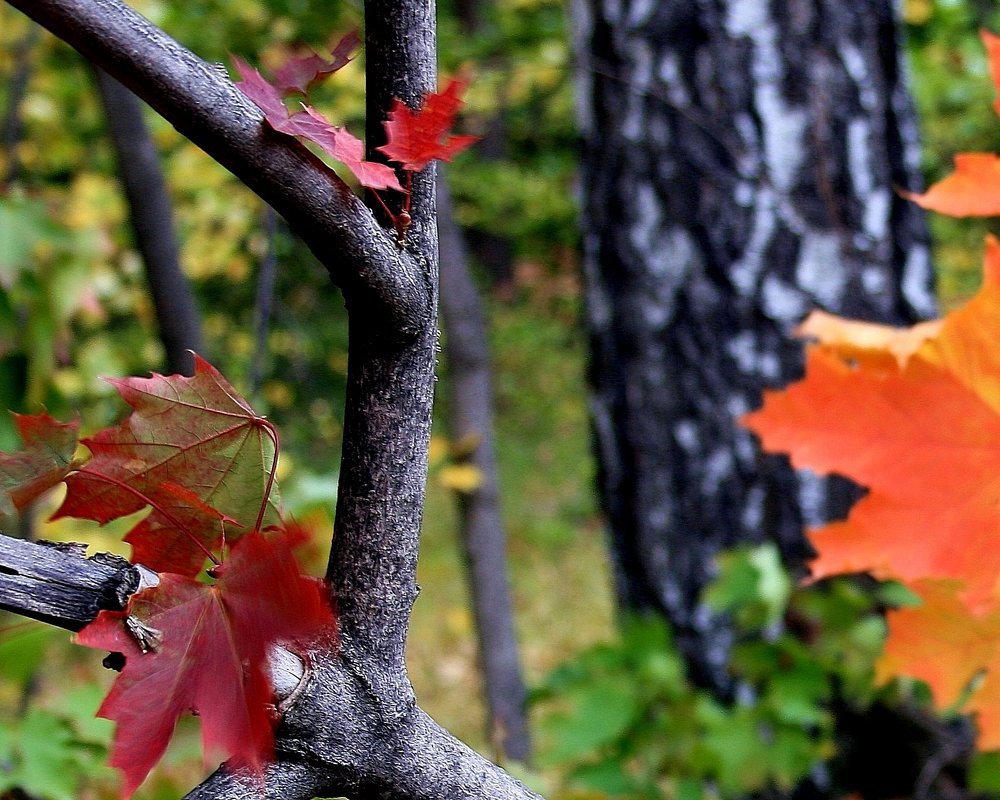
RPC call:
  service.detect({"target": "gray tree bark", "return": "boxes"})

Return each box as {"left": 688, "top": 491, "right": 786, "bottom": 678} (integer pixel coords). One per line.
{"left": 572, "top": 0, "right": 936, "bottom": 690}
{"left": 438, "top": 174, "right": 530, "bottom": 762}
{"left": 0, "top": 0, "right": 544, "bottom": 797}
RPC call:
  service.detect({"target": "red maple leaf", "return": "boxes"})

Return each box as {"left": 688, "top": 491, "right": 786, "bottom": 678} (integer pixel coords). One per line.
{"left": 377, "top": 77, "right": 479, "bottom": 171}
{"left": 0, "top": 412, "right": 79, "bottom": 522}
{"left": 272, "top": 29, "right": 359, "bottom": 95}
{"left": 232, "top": 56, "right": 291, "bottom": 130}
{"left": 291, "top": 107, "right": 402, "bottom": 191}
{"left": 233, "top": 59, "right": 403, "bottom": 192}
{"left": 53, "top": 354, "right": 280, "bottom": 576}
{"left": 76, "top": 530, "right": 334, "bottom": 797}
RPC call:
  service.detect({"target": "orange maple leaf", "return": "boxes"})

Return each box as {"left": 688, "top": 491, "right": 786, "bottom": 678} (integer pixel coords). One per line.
{"left": 745, "top": 236, "right": 1000, "bottom": 609}
{"left": 904, "top": 31, "right": 1000, "bottom": 217}
{"left": 904, "top": 153, "right": 1000, "bottom": 217}
{"left": 880, "top": 579, "right": 1000, "bottom": 749}
{"left": 743, "top": 237, "right": 1000, "bottom": 743}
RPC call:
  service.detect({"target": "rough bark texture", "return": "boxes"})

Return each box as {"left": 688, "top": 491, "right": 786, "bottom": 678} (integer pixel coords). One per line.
{"left": 438, "top": 174, "right": 530, "bottom": 762}
{"left": 573, "top": 0, "right": 936, "bottom": 689}
{"left": 93, "top": 67, "right": 204, "bottom": 377}
{"left": 1, "top": 0, "right": 544, "bottom": 797}
{"left": 0, "top": 534, "right": 138, "bottom": 630}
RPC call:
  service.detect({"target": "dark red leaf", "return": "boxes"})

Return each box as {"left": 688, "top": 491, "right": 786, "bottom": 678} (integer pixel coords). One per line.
{"left": 272, "top": 29, "right": 360, "bottom": 95}
{"left": 232, "top": 55, "right": 292, "bottom": 131}
{"left": 76, "top": 530, "right": 334, "bottom": 797}
{"left": 377, "top": 78, "right": 479, "bottom": 172}
{"left": 286, "top": 107, "right": 403, "bottom": 191}
{"left": 0, "top": 412, "right": 79, "bottom": 522}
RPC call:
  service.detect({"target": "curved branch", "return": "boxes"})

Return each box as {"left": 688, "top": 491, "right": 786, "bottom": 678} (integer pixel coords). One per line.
{"left": 5, "top": 0, "right": 432, "bottom": 334}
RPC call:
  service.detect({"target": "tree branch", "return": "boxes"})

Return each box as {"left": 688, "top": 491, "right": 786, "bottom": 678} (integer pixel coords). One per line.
{"left": 438, "top": 174, "right": 530, "bottom": 761}
{"left": 0, "top": 533, "right": 137, "bottom": 630}
{"left": 3, "top": 0, "right": 432, "bottom": 335}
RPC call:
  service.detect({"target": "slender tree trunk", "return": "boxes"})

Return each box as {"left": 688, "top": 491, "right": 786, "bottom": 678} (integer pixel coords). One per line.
{"left": 573, "top": 0, "right": 935, "bottom": 690}
{"left": 1, "top": 23, "right": 39, "bottom": 189}
{"left": 438, "top": 174, "right": 530, "bottom": 762}
{"left": 250, "top": 206, "right": 278, "bottom": 395}
{"left": 452, "top": 0, "right": 515, "bottom": 287}
{"left": 93, "top": 68, "right": 203, "bottom": 376}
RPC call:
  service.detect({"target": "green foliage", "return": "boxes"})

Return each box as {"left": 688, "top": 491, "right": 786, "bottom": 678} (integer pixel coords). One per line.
{"left": 0, "top": 708, "right": 104, "bottom": 799}
{"left": 532, "top": 546, "right": 916, "bottom": 800}
{"left": 905, "top": 0, "right": 1000, "bottom": 305}
{"left": 439, "top": 0, "right": 578, "bottom": 263}
{"left": 0, "top": 648, "right": 114, "bottom": 800}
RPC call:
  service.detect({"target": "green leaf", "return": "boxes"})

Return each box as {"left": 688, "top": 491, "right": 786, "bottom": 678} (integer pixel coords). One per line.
{"left": 0, "top": 622, "right": 54, "bottom": 687}
{"left": 540, "top": 680, "right": 641, "bottom": 764}
{"left": 970, "top": 751, "right": 1000, "bottom": 794}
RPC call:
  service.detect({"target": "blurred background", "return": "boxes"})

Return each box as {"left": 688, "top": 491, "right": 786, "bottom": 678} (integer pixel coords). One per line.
{"left": 1, "top": 0, "right": 1000, "bottom": 798}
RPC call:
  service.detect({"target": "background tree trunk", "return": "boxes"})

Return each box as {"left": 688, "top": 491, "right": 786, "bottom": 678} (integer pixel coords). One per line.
{"left": 438, "top": 174, "right": 530, "bottom": 762}
{"left": 452, "top": 0, "right": 516, "bottom": 288}
{"left": 93, "top": 67, "right": 203, "bottom": 376}
{"left": 572, "top": 0, "right": 935, "bottom": 690}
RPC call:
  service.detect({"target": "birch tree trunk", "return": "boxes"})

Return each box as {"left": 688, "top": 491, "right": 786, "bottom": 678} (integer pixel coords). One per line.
{"left": 572, "top": 0, "right": 935, "bottom": 690}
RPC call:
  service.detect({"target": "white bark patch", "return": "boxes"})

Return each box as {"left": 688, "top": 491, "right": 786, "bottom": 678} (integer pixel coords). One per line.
{"left": 741, "top": 483, "right": 765, "bottom": 531}
{"left": 629, "top": 181, "right": 662, "bottom": 255}
{"left": 903, "top": 245, "right": 937, "bottom": 318}
{"left": 658, "top": 51, "right": 690, "bottom": 107}
{"left": 847, "top": 118, "right": 873, "bottom": 197}
{"left": 863, "top": 188, "right": 890, "bottom": 242}
{"left": 735, "top": 180, "right": 755, "bottom": 207}
{"left": 762, "top": 273, "right": 809, "bottom": 324}
{"left": 703, "top": 447, "right": 735, "bottom": 495}
{"left": 726, "top": 331, "right": 758, "bottom": 375}
{"left": 734, "top": 425, "right": 757, "bottom": 463}
{"left": 674, "top": 419, "right": 700, "bottom": 452}
{"left": 725, "top": 0, "right": 770, "bottom": 36}
{"left": 839, "top": 43, "right": 877, "bottom": 112}
{"left": 570, "top": 0, "right": 595, "bottom": 134}
{"left": 727, "top": 393, "right": 750, "bottom": 419}
{"left": 731, "top": 187, "right": 777, "bottom": 293}
{"left": 796, "top": 232, "right": 846, "bottom": 308}
{"left": 847, "top": 118, "right": 889, "bottom": 241}
{"left": 758, "top": 83, "right": 807, "bottom": 192}
{"left": 797, "top": 469, "right": 828, "bottom": 529}
{"left": 627, "top": 0, "right": 656, "bottom": 28}
{"left": 623, "top": 39, "right": 653, "bottom": 142}
{"left": 727, "top": 7, "right": 807, "bottom": 192}
{"left": 862, "top": 265, "right": 889, "bottom": 296}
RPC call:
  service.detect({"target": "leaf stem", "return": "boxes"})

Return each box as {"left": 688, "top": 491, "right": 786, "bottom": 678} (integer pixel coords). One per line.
{"left": 371, "top": 188, "right": 398, "bottom": 228}
{"left": 253, "top": 418, "right": 280, "bottom": 534}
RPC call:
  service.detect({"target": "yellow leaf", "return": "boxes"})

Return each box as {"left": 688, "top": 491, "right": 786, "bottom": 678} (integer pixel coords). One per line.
{"left": 437, "top": 463, "right": 483, "bottom": 494}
